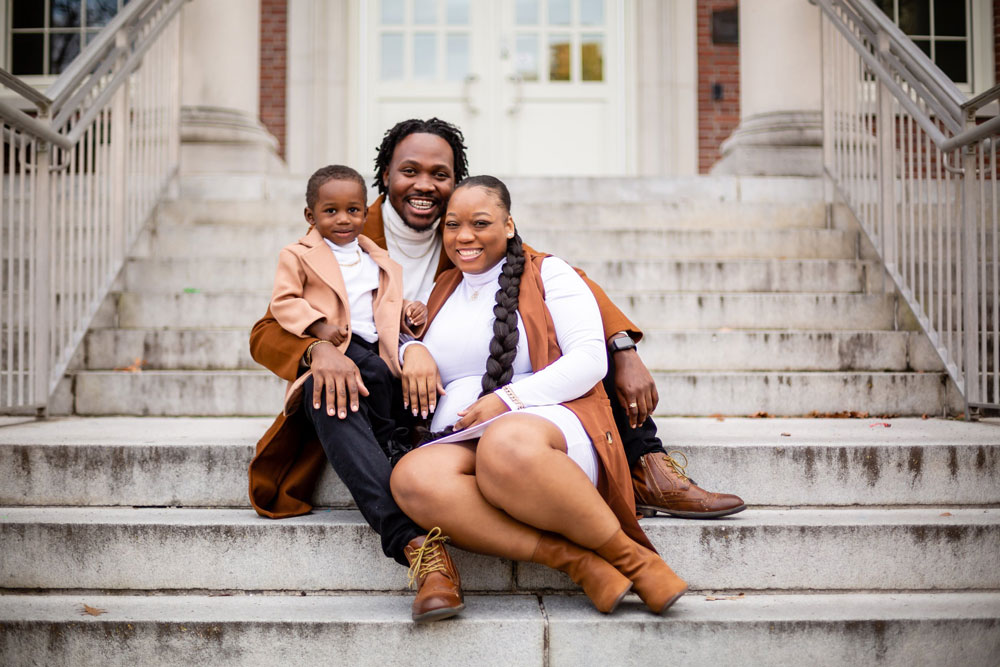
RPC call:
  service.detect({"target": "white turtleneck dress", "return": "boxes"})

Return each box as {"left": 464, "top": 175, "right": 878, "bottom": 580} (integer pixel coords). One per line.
{"left": 381, "top": 199, "right": 442, "bottom": 303}
{"left": 404, "top": 256, "right": 607, "bottom": 485}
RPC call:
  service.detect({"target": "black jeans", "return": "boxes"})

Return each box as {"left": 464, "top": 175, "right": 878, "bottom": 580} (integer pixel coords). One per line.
{"left": 303, "top": 338, "right": 422, "bottom": 566}
{"left": 602, "top": 349, "right": 666, "bottom": 470}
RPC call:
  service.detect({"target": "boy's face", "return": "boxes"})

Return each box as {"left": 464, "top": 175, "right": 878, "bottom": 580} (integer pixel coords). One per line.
{"left": 306, "top": 179, "right": 367, "bottom": 246}
{"left": 382, "top": 132, "right": 456, "bottom": 232}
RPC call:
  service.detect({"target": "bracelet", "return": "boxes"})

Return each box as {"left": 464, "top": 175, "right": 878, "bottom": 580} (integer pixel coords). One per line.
{"left": 500, "top": 384, "right": 525, "bottom": 410}
{"left": 304, "top": 340, "right": 333, "bottom": 366}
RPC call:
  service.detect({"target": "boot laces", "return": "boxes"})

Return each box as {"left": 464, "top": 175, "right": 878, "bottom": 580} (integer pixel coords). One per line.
{"left": 407, "top": 526, "right": 451, "bottom": 589}
{"left": 661, "top": 450, "right": 692, "bottom": 483}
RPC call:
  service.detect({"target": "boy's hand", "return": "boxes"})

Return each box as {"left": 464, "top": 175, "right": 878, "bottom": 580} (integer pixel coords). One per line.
{"left": 307, "top": 319, "right": 349, "bottom": 346}
{"left": 404, "top": 301, "right": 427, "bottom": 328}
{"left": 309, "top": 342, "right": 369, "bottom": 419}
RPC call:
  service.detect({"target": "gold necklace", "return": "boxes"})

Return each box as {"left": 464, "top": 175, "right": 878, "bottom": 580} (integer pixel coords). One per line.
{"left": 388, "top": 229, "right": 436, "bottom": 260}
{"left": 337, "top": 249, "right": 362, "bottom": 267}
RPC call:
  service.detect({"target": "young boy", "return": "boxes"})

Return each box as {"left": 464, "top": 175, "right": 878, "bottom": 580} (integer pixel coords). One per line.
{"left": 270, "top": 164, "right": 425, "bottom": 448}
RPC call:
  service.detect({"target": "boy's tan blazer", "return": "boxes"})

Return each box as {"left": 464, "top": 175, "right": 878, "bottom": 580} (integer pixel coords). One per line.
{"left": 270, "top": 227, "right": 404, "bottom": 415}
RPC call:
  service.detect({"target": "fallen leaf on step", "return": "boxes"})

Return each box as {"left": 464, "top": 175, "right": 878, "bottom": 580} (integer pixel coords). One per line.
{"left": 780, "top": 432, "right": 791, "bottom": 437}
{"left": 114, "top": 358, "right": 145, "bottom": 373}
{"left": 869, "top": 422, "right": 891, "bottom": 428}
{"left": 709, "top": 413, "right": 725, "bottom": 422}
{"left": 921, "top": 414, "right": 929, "bottom": 420}
{"left": 705, "top": 593, "right": 745, "bottom": 601}
{"left": 749, "top": 411, "right": 772, "bottom": 418}
{"left": 183, "top": 287, "right": 201, "bottom": 294}
{"left": 80, "top": 604, "right": 106, "bottom": 616}
{"left": 940, "top": 512, "right": 953, "bottom": 517}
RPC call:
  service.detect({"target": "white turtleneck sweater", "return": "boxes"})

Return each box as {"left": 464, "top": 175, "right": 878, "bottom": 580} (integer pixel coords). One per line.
{"left": 322, "top": 237, "right": 380, "bottom": 344}
{"left": 381, "top": 199, "right": 442, "bottom": 302}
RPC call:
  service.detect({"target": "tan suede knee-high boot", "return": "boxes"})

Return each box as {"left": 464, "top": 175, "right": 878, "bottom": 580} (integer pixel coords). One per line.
{"left": 530, "top": 532, "right": 633, "bottom": 613}
{"left": 595, "top": 529, "right": 687, "bottom": 614}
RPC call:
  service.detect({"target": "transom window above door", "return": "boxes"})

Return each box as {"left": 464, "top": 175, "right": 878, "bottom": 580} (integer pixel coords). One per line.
{"left": 8, "top": 0, "right": 131, "bottom": 76}
{"left": 378, "top": 0, "right": 473, "bottom": 82}
{"left": 873, "top": 0, "right": 970, "bottom": 85}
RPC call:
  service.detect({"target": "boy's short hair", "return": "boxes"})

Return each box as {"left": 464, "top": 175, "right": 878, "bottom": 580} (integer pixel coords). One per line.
{"left": 305, "top": 165, "right": 367, "bottom": 209}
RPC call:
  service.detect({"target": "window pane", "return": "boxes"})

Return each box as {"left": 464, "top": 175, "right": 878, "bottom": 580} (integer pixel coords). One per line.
{"left": 515, "top": 33, "right": 539, "bottom": 81}
{"left": 549, "top": 35, "right": 570, "bottom": 81}
{"left": 413, "top": 33, "right": 437, "bottom": 79}
{"left": 548, "top": 0, "right": 571, "bottom": 25}
{"left": 935, "top": 40, "right": 968, "bottom": 83}
{"left": 516, "top": 0, "right": 539, "bottom": 25}
{"left": 85, "top": 30, "right": 101, "bottom": 45}
{"left": 50, "top": 32, "right": 81, "bottom": 74}
{"left": 581, "top": 33, "right": 603, "bottom": 81}
{"left": 580, "top": 0, "right": 604, "bottom": 25}
{"left": 873, "top": 0, "right": 893, "bottom": 18}
{"left": 381, "top": 0, "right": 404, "bottom": 25}
{"left": 51, "top": 0, "right": 81, "bottom": 28}
{"left": 446, "top": 0, "right": 470, "bottom": 25}
{"left": 446, "top": 34, "right": 469, "bottom": 81}
{"left": 88, "top": 0, "right": 122, "bottom": 27}
{"left": 934, "top": 1, "right": 965, "bottom": 36}
{"left": 898, "top": 0, "right": 930, "bottom": 35}
{"left": 414, "top": 0, "right": 436, "bottom": 24}
{"left": 11, "top": 34, "right": 45, "bottom": 75}
{"left": 912, "top": 38, "right": 931, "bottom": 57}
{"left": 380, "top": 33, "right": 404, "bottom": 80}
{"left": 12, "top": 1, "right": 45, "bottom": 29}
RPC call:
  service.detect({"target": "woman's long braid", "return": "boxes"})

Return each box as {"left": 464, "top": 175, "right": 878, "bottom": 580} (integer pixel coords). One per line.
{"left": 480, "top": 233, "right": 525, "bottom": 397}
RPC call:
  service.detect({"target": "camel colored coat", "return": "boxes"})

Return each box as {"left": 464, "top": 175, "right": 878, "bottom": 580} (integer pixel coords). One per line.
{"left": 248, "top": 196, "right": 643, "bottom": 519}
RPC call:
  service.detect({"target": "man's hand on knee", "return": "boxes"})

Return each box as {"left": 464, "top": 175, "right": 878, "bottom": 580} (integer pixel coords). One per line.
{"left": 613, "top": 349, "right": 658, "bottom": 429}
{"left": 310, "top": 343, "right": 370, "bottom": 419}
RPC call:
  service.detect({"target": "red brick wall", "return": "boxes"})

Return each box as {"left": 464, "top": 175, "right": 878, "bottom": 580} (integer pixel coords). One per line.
{"left": 260, "top": 0, "right": 287, "bottom": 159}
{"left": 994, "top": 0, "right": 1000, "bottom": 85}
{"left": 697, "top": 1, "right": 740, "bottom": 174}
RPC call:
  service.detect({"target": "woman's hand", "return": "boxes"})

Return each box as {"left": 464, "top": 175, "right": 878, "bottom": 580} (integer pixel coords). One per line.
{"left": 309, "top": 342, "right": 369, "bottom": 419}
{"left": 613, "top": 348, "right": 659, "bottom": 428}
{"left": 307, "top": 319, "right": 349, "bottom": 346}
{"left": 401, "top": 344, "right": 445, "bottom": 418}
{"left": 454, "top": 393, "right": 510, "bottom": 431}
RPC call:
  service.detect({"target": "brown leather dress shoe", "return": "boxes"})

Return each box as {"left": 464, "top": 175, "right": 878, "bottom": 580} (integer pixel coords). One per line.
{"left": 633, "top": 451, "right": 746, "bottom": 519}
{"left": 404, "top": 527, "right": 465, "bottom": 623}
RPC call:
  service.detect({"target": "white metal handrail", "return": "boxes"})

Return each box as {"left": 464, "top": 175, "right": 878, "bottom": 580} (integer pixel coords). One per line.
{"left": 1, "top": 0, "right": 184, "bottom": 414}
{"left": 815, "top": 0, "right": 1000, "bottom": 416}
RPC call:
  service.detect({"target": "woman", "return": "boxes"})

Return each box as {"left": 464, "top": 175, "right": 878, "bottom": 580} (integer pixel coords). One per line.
{"left": 391, "top": 176, "right": 687, "bottom": 614}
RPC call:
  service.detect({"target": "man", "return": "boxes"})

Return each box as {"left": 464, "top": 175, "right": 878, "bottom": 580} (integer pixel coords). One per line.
{"left": 249, "top": 118, "right": 744, "bottom": 623}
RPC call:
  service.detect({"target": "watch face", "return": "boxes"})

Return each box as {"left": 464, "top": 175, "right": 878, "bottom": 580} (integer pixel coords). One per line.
{"left": 613, "top": 337, "right": 636, "bottom": 352}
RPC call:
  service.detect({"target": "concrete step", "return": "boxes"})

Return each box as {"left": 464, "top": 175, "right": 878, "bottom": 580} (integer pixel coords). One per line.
{"left": 2, "top": 417, "right": 997, "bottom": 508}
{"left": 80, "top": 328, "right": 255, "bottom": 371}
{"left": 75, "top": 328, "right": 942, "bottom": 372}
{"left": 1, "top": 592, "right": 997, "bottom": 667}
{"left": 2, "top": 507, "right": 997, "bottom": 591}
{"left": 68, "top": 369, "right": 957, "bottom": 416}
{"left": 650, "top": 371, "right": 961, "bottom": 416}
{"left": 105, "top": 291, "right": 899, "bottom": 330}
{"left": 121, "top": 256, "right": 875, "bottom": 294}
{"left": 637, "top": 330, "right": 944, "bottom": 372}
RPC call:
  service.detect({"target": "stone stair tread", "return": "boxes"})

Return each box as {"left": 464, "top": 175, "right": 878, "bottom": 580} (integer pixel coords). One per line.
{"left": 4, "top": 592, "right": 996, "bottom": 667}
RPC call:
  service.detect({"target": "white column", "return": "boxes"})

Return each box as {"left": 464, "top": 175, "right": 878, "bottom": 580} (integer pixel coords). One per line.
{"left": 179, "top": 0, "right": 283, "bottom": 174}
{"left": 633, "top": 0, "right": 698, "bottom": 176}
{"left": 712, "top": 0, "right": 823, "bottom": 176}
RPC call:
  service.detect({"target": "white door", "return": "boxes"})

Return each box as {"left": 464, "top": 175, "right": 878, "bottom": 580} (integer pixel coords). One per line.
{"left": 363, "top": 0, "right": 625, "bottom": 176}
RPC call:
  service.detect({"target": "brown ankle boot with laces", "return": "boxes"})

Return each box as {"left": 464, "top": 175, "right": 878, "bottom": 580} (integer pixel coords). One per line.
{"left": 633, "top": 451, "right": 746, "bottom": 519}
{"left": 404, "top": 527, "right": 465, "bottom": 622}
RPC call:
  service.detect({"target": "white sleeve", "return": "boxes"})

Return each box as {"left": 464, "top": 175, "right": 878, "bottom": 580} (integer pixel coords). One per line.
{"left": 499, "top": 256, "right": 607, "bottom": 408}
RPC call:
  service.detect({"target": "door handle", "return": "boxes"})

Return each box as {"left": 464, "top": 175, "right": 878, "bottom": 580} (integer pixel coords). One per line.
{"left": 506, "top": 73, "right": 524, "bottom": 116}
{"left": 463, "top": 74, "right": 480, "bottom": 115}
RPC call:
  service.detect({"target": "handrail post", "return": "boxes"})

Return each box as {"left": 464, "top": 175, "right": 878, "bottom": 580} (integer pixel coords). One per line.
{"left": 961, "top": 110, "right": 979, "bottom": 417}
{"left": 110, "top": 30, "right": 129, "bottom": 257}
{"left": 876, "top": 32, "right": 895, "bottom": 278}
{"left": 31, "top": 127, "right": 51, "bottom": 416}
